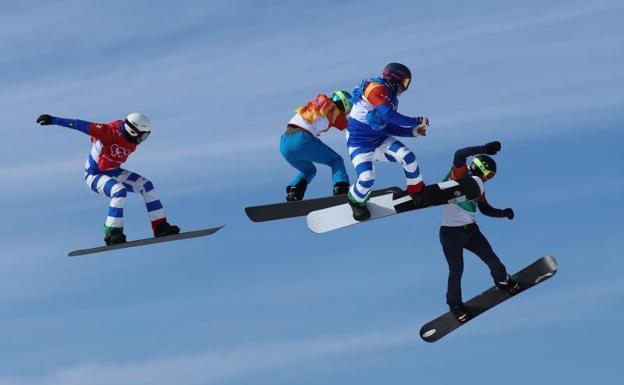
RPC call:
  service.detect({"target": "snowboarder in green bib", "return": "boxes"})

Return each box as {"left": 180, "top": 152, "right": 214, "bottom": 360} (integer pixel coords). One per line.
{"left": 440, "top": 141, "right": 520, "bottom": 323}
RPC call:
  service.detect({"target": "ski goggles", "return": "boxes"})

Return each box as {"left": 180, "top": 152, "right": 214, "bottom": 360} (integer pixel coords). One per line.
{"left": 390, "top": 76, "right": 411, "bottom": 93}
{"left": 124, "top": 119, "right": 151, "bottom": 143}
{"left": 332, "top": 90, "right": 353, "bottom": 113}
{"left": 383, "top": 69, "right": 411, "bottom": 92}
{"left": 473, "top": 157, "right": 496, "bottom": 180}
{"left": 400, "top": 77, "right": 411, "bottom": 91}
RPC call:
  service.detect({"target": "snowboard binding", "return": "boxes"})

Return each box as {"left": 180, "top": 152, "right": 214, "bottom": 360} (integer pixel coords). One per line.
{"left": 104, "top": 228, "right": 127, "bottom": 246}
{"left": 154, "top": 221, "right": 181, "bottom": 238}
{"left": 450, "top": 304, "right": 470, "bottom": 323}
{"left": 347, "top": 192, "right": 371, "bottom": 221}
{"left": 332, "top": 181, "right": 349, "bottom": 196}
{"left": 286, "top": 179, "right": 308, "bottom": 202}
{"left": 496, "top": 276, "right": 521, "bottom": 295}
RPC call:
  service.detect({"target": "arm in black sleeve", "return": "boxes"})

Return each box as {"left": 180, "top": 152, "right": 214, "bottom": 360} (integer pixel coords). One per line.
{"left": 453, "top": 145, "right": 486, "bottom": 168}
{"left": 478, "top": 200, "right": 506, "bottom": 218}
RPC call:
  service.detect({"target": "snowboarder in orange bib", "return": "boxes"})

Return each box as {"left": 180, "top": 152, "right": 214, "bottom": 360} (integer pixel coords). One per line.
{"left": 280, "top": 91, "right": 353, "bottom": 201}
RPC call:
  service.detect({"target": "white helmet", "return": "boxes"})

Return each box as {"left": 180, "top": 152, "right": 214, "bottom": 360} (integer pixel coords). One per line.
{"left": 124, "top": 112, "right": 151, "bottom": 143}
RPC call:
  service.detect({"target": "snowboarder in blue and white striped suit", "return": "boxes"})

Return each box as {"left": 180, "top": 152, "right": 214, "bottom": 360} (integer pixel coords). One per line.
{"left": 346, "top": 63, "right": 430, "bottom": 221}
{"left": 36, "top": 112, "right": 180, "bottom": 246}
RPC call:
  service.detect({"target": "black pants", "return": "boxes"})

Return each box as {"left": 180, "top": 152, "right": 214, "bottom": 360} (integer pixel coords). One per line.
{"left": 439, "top": 224, "right": 508, "bottom": 307}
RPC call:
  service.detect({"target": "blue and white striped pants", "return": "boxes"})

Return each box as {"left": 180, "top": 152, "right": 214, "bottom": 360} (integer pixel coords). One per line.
{"left": 84, "top": 169, "right": 165, "bottom": 230}
{"left": 348, "top": 136, "right": 423, "bottom": 203}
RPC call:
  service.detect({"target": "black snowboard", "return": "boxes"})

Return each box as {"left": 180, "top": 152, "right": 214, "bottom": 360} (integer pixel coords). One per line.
{"left": 68, "top": 226, "right": 224, "bottom": 257}
{"left": 420, "top": 255, "right": 558, "bottom": 343}
{"left": 394, "top": 175, "right": 483, "bottom": 213}
{"left": 245, "top": 186, "right": 402, "bottom": 222}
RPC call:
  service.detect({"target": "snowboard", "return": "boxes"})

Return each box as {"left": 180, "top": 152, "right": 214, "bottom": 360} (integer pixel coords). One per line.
{"left": 245, "top": 186, "right": 402, "bottom": 222}
{"left": 420, "top": 255, "right": 558, "bottom": 343}
{"left": 68, "top": 226, "right": 224, "bottom": 257}
{"left": 307, "top": 176, "right": 484, "bottom": 233}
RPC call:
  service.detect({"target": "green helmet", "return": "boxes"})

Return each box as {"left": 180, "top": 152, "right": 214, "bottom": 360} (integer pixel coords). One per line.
{"left": 331, "top": 90, "right": 353, "bottom": 113}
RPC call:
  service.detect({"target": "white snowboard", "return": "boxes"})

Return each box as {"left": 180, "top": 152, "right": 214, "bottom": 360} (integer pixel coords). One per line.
{"left": 307, "top": 176, "right": 484, "bottom": 234}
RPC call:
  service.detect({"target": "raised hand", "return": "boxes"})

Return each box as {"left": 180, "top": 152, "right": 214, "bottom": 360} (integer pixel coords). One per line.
{"left": 36, "top": 114, "right": 53, "bottom": 125}
{"left": 483, "top": 141, "right": 501, "bottom": 155}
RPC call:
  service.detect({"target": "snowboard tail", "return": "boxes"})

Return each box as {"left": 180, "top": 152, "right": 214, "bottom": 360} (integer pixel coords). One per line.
{"left": 307, "top": 177, "right": 483, "bottom": 234}
{"left": 68, "top": 226, "right": 224, "bottom": 257}
{"left": 245, "top": 186, "right": 402, "bottom": 222}
{"left": 420, "top": 255, "right": 558, "bottom": 343}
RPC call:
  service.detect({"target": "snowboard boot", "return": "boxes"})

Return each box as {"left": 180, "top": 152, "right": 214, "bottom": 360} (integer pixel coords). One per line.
{"left": 154, "top": 221, "right": 181, "bottom": 238}
{"left": 104, "top": 228, "right": 127, "bottom": 246}
{"left": 286, "top": 179, "right": 308, "bottom": 202}
{"left": 332, "top": 181, "right": 349, "bottom": 196}
{"left": 496, "top": 275, "right": 521, "bottom": 295}
{"left": 450, "top": 303, "right": 470, "bottom": 323}
{"left": 348, "top": 192, "right": 371, "bottom": 221}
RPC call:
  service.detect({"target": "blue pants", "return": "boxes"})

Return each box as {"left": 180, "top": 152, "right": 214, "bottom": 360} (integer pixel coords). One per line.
{"left": 280, "top": 132, "right": 349, "bottom": 187}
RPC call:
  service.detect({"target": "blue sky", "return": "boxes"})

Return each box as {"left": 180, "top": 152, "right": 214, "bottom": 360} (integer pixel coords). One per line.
{"left": 0, "top": 0, "right": 622, "bottom": 384}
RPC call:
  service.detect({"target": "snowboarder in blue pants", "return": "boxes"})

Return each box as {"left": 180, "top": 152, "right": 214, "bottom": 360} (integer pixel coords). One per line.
{"left": 280, "top": 91, "right": 353, "bottom": 201}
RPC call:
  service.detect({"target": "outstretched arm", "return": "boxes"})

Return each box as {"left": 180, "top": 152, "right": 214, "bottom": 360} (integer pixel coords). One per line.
{"left": 37, "top": 114, "right": 120, "bottom": 144}
{"left": 375, "top": 104, "right": 422, "bottom": 128}
{"left": 364, "top": 83, "right": 428, "bottom": 131}
{"left": 453, "top": 143, "right": 499, "bottom": 167}
{"left": 51, "top": 117, "right": 93, "bottom": 134}
{"left": 37, "top": 114, "right": 93, "bottom": 135}
{"left": 450, "top": 141, "right": 501, "bottom": 179}
{"left": 478, "top": 197, "right": 514, "bottom": 219}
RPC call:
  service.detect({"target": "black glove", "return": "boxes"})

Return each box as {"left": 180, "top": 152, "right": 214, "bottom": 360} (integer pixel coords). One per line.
{"left": 483, "top": 141, "right": 501, "bottom": 155}
{"left": 502, "top": 208, "right": 514, "bottom": 220}
{"left": 36, "top": 114, "right": 53, "bottom": 125}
